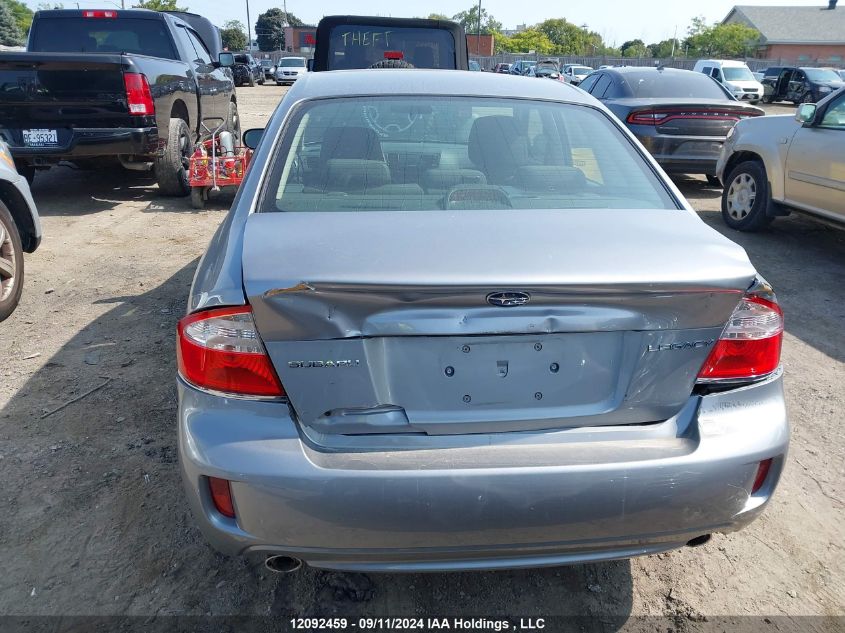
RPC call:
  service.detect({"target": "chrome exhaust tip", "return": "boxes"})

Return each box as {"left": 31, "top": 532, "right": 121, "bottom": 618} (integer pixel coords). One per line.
{"left": 265, "top": 555, "right": 303, "bottom": 573}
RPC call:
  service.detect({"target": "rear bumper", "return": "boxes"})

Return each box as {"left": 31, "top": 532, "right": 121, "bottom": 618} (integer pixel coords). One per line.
{"left": 178, "top": 371, "right": 788, "bottom": 572}
{"left": 634, "top": 132, "right": 725, "bottom": 175}
{"left": 7, "top": 127, "right": 160, "bottom": 163}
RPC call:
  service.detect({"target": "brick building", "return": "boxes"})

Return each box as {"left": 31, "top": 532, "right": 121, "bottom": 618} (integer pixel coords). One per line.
{"left": 283, "top": 26, "right": 318, "bottom": 54}
{"left": 723, "top": 1, "right": 845, "bottom": 64}
{"left": 466, "top": 34, "right": 494, "bottom": 57}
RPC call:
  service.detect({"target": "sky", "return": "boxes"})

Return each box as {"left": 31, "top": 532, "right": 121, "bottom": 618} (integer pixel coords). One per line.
{"left": 24, "top": 0, "right": 832, "bottom": 46}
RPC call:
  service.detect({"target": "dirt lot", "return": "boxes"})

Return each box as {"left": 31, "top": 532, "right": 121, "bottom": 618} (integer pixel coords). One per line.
{"left": 0, "top": 86, "right": 843, "bottom": 625}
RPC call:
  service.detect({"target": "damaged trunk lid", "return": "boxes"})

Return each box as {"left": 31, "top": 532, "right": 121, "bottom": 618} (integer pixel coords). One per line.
{"left": 242, "top": 209, "right": 755, "bottom": 435}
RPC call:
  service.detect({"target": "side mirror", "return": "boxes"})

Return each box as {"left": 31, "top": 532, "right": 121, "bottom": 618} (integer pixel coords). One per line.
{"left": 218, "top": 52, "right": 235, "bottom": 68}
{"left": 306, "top": 59, "right": 315, "bottom": 72}
{"left": 242, "top": 128, "right": 264, "bottom": 150}
{"left": 796, "top": 103, "right": 817, "bottom": 125}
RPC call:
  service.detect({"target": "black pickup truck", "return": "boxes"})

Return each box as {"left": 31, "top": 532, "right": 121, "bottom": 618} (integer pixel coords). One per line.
{"left": 0, "top": 9, "right": 237, "bottom": 196}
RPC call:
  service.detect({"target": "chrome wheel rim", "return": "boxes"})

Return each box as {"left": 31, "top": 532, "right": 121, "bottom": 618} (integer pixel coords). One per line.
{"left": 726, "top": 172, "right": 757, "bottom": 220}
{"left": 0, "top": 216, "right": 16, "bottom": 303}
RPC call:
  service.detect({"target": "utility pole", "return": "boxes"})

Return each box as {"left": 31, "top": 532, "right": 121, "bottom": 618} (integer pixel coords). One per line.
{"left": 670, "top": 25, "right": 677, "bottom": 57}
{"left": 477, "top": 0, "right": 482, "bottom": 54}
{"left": 246, "top": 0, "right": 252, "bottom": 52}
{"left": 283, "top": 0, "right": 288, "bottom": 52}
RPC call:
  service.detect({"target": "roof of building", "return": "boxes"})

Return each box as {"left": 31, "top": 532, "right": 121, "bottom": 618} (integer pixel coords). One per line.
{"left": 724, "top": 4, "right": 845, "bottom": 44}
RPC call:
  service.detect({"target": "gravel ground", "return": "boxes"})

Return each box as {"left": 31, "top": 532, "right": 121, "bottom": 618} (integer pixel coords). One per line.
{"left": 0, "top": 86, "right": 842, "bottom": 625}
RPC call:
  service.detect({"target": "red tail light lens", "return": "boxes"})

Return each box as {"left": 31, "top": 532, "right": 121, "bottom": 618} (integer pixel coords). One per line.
{"left": 82, "top": 10, "right": 117, "bottom": 18}
{"left": 384, "top": 51, "right": 404, "bottom": 60}
{"left": 626, "top": 109, "right": 761, "bottom": 126}
{"left": 751, "top": 458, "right": 773, "bottom": 494}
{"left": 208, "top": 477, "right": 236, "bottom": 518}
{"left": 177, "top": 306, "right": 285, "bottom": 397}
{"left": 124, "top": 73, "right": 155, "bottom": 116}
{"left": 697, "top": 292, "right": 783, "bottom": 383}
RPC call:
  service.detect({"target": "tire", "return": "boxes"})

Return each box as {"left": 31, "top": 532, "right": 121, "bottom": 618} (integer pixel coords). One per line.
{"left": 248, "top": 74, "right": 255, "bottom": 87}
{"left": 721, "top": 160, "right": 774, "bottom": 232}
{"left": 190, "top": 187, "right": 206, "bottom": 209}
{"left": 762, "top": 94, "right": 774, "bottom": 104}
{"left": 226, "top": 101, "right": 241, "bottom": 145}
{"left": 801, "top": 92, "right": 814, "bottom": 104}
{"left": 706, "top": 174, "right": 721, "bottom": 187}
{"left": 750, "top": 100, "right": 760, "bottom": 105}
{"left": 258, "top": 77, "right": 265, "bottom": 85}
{"left": 369, "top": 59, "right": 415, "bottom": 69}
{"left": 154, "top": 118, "right": 191, "bottom": 197}
{"left": 0, "top": 201, "right": 24, "bottom": 323}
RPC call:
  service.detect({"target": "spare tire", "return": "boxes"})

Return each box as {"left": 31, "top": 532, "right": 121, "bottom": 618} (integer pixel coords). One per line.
{"left": 369, "top": 59, "right": 415, "bottom": 69}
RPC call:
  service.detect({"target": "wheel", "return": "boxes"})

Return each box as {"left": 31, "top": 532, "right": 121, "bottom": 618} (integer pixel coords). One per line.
{"left": 706, "top": 174, "right": 721, "bottom": 187}
{"left": 721, "top": 160, "right": 774, "bottom": 232}
{"left": 190, "top": 187, "right": 207, "bottom": 209}
{"left": 227, "top": 101, "right": 241, "bottom": 145}
{"left": 762, "top": 94, "right": 774, "bottom": 104}
{"left": 0, "top": 201, "right": 24, "bottom": 323}
{"left": 750, "top": 100, "right": 760, "bottom": 105}
{"left": 801, "top": 92, "right": 814, "bottom": 104}
{"left": 369, "top": 59, "right": 415, "bottom": 69}
{"left": 154, "top": 118, "right": 191, "bottom": 196}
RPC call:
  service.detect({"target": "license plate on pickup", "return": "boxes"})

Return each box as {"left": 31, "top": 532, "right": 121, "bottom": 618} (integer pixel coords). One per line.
{"left": 22, "top": 129, "right": 59, "bottom": 147}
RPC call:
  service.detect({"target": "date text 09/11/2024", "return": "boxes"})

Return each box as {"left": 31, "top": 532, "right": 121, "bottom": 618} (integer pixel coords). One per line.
{"left": 289, "top": 617, "right": 548, "bottom": 630}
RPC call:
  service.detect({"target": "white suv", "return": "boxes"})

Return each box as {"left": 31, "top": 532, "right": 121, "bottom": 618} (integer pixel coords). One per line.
{"left": 694, "top": 60, "right": 763, "bottom": 104}
{"left": 275, "top": 57, "right": 308, "bottom": 85}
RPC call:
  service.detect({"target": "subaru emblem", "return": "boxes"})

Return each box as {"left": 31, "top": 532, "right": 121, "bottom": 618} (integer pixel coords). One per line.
{"left": 486, "top": 291, "right": 530, "bottom": 307}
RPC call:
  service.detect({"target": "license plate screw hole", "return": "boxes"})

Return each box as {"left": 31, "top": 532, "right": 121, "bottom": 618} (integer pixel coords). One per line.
{"left": 534, "top": 392, "right": 543, "bottom": 400}
{"left": 461, "top": 345, "right": 471, "bottom": 353}
{"left": 445, "top": 366, "right": 455, "bottom": 377}
{"left": 550, "top": 363, "right": 559, "bottom": 373}
{"left": 462, "top": 394, "right": 471, "bottom": 403}
{"left": 534, "top": 343, "right": 542, "bottom": 351}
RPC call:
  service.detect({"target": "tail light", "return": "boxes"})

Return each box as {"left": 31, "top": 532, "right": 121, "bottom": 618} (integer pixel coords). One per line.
{"left": 124, "top": 73, "right": 155, "bottom": 116}
{"left": 208, "top": 477, "right": 236, "bottom": 518}
{"left": 177, "top": 306, "right": 285, "bottom": 397}
{"left": 384, "top": 51, "right": 404, "bottom": 59}
{"left": 751, "top": 459, "right": 773, "bottom": 494}
{"left": 626, "top": 109, "right": 762, "bottom": 126}
{"left": 697, "top": 280, "right": 783, "bottom": 384}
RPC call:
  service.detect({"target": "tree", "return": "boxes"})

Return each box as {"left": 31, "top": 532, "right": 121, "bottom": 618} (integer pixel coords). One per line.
{"left": 536, "top": 18, "right": 605, "bottom": 55}
{"left": 502, "top": 28, "right": 554, "bottom": 55}
{"left": 36, "top": 2, "right": 64, "bottom": 9}
{"left": 220, "top": 19, "right": 247, "bottom": 51}
{"left": 1, "top": 0, "right": 33, "bottom": 35}
{"left": 0, "top": 0, "right": 24, "bottom": 46}
{"left": 620, "top": 38, "right": 650, "bottom": 58}
{"left": 255, "top": 8, "right": 303, "bottom": 52}
{"left": 684, "top": 16, "right": 760, "bottom": 57}
{"left": 426, "top": 13, "right": 450, "bottom": 21}
{"left": 648, "top": 38, "right": 680, "bottom": 58}
{"left": 451, "top": 5, "right": 501, "bottom": 35}
{"left": 133, "top": 0, "right": 188, "bottom": 10}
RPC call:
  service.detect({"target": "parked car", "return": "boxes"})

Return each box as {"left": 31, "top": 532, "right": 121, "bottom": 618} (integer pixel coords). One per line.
{"left": 532, "top": 60, "right": 564, "bottom": 82}
{"left": 259, "top": 59, "right": 275, "bottom": 80}
{"left": 0, "top": 138, "right": 41, "bottom": 322}
{"left": 562, "top": 64, "right": 593, "bottom": 85}
{"left": 312, "top": 16, "right": 470, "bottom": 71}
{"left": 693, "top": 59, "right": 763, "bottom": 104}
{"left": 717, "top": 87, "right": 845, "bottom": 231}
{"left": 0, "top": 9, "right": 238, "bottom": 195}
{"left": 762, "top": 67, "right": 844, "bottom": 104}
{"left": 493, "top": 63, "right": 511, "bottom": 73}
{"left": 469, "top": 59, "right": 482, "bottom": 71}
{"left": 178, "top": 69, "right": 787, "bottom": 573}
{"left": 274, "top": 56, "right": 308, "bottom": 85}
{"left": 234, "top": 53, "right": 264, "bottom": 86}
{"left": 509, "top": 59, "right": 534, "bottom": 75}
{"left": 578, "top": 67, "right": 763, "bottom": 183}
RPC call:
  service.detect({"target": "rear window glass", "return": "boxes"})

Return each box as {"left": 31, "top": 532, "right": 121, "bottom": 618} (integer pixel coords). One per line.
{"left": 280, "top": 58, "right": 306, "bottom": 67}
{"left": 326, "top": 25, "right": 456, "bottom": 69}
{"left": 29, "top": 17, "right": 176, "bottom": 59}
{"left": 624, "top": 71, "right": 729, "bottom": 99}
{"left": 258, "top": 96, "right": 676, "bottom": 213}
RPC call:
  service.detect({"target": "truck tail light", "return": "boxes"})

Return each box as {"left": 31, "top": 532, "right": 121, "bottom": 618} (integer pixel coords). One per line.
{"left": 124, "top": 73, "right": 155, "bottom": 116}
{"left": 82, "top": 10, "right": 118, "bottom": 18}
{"left": 697, "top": 282, "right": 783, "bottom": 384}
{"left": 177, "top": 306, "right": 285, "bottom": 398}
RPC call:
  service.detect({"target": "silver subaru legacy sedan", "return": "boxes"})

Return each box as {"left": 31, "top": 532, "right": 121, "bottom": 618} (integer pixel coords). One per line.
{"left": 178, "top": 70, "right": 788, "bottom": 573}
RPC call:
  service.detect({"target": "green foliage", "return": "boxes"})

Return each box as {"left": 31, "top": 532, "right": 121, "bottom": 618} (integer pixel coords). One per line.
{"left": 426, "top": 13, "right": 451, "bottom": 21}
{"left": 133, "top": 0, "right": 188, "bottom": 10}
{"left": 255, "top": 8, "right": 303, "bottom": 51}
{"left": 648, "top": 38, "right": 679, "bottom": 58}
{"left": 500, "top": 28, "right": 554, "bottom": 55}
{"left": 684, "top": 16, "right": 760, "bottom": 57}
{"left": 221, "top": 19, "right": 247, "bottom": 52}
{"left": 452, "top": 5, "right": 501, "bottom": 35}
{"left": 621, "top": 38, "right": 650, "bottom": 58}
{"left": 0, "top": 0, "right": 24, "bottom": 46}
{"left": 1, "top": 0, "right": 32, "bottom": 35}
{"left": 536, "top": 18, "right": 602, "bottom": 55}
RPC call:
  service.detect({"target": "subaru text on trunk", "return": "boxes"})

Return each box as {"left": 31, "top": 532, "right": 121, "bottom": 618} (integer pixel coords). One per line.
{"left": 177, "top": 70, "right": 788, "bottom": 572}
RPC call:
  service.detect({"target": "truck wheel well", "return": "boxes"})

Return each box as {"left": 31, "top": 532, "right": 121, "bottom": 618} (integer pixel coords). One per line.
{"left": 170, "top": 100, "right": 189, "bottom": 127}
{"left": 0, "top": 182, "right": 37, "bottom": 253}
